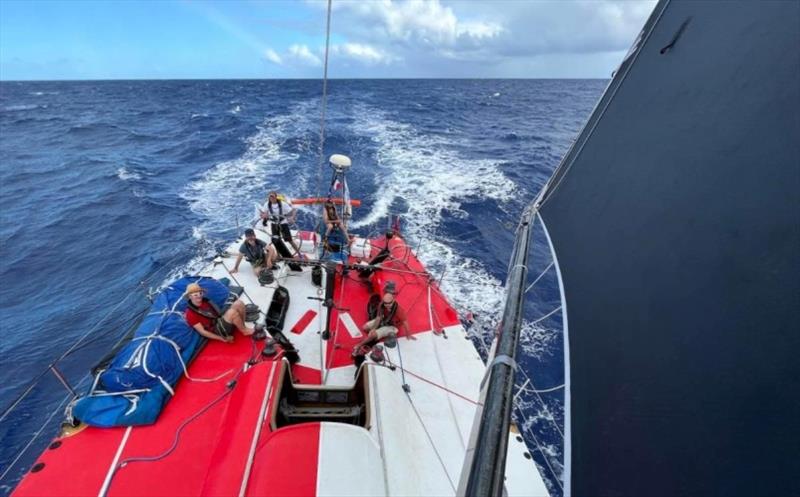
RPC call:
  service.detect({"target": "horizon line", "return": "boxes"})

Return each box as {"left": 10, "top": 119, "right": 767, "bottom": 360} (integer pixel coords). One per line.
{"left": 0, "top": 76, "right": 610, "bottom": 83}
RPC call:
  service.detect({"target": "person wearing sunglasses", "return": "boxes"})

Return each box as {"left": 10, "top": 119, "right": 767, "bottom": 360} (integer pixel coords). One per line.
{"left": 353, "top": 289, "right": 417, "bottom": 355}
{"left": 183, "top": 282, "right": 255, "bottom": 342}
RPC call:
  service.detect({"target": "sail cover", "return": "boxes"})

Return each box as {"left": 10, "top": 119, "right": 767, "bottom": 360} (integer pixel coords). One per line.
{"left": 537, "top": 1, "right": 800, "bottom": 495}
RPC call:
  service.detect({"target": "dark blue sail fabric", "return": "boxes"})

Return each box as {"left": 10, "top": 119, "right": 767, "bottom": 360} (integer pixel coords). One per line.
{"left": 538, "top": 1, "right": 800, "bottom": 495}
{"left": 72, "top": 277, "right": 230, "bottom": 427}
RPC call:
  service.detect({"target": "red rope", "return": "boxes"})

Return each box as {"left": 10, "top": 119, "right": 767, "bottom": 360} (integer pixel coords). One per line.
{"left": 397, "top": 366, "right": 482, "bottom": 406}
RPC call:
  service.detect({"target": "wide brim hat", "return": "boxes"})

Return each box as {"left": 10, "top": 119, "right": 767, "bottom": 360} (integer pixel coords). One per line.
{"left": 185, "top": 282, "right": 204, "bottom": 296}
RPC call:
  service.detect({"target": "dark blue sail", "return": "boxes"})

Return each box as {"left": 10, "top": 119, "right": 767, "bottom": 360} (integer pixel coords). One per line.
{"left": 536, "top": 1, "right": 800, "bottom": 495}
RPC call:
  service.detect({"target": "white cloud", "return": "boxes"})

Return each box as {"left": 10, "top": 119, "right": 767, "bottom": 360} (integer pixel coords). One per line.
{"left": 331, "top": 43, "right": 397, "bottom": 65}
{"left": 264, "top": 48, "right": 283, "bottom": 65}
{"left": 334, "top": 0, "right": 503, "bottom": 49}
{"left": 287, "top": 44, "right": 322, "bottom": 66}
{"left": 216, "top": 0, "right": 656, "bottom": 78}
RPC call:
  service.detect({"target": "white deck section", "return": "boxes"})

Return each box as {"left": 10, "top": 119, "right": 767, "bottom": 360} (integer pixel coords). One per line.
{"left": 202, "top": 227, "right": 549, "bottom": 496}
{"left": 338, "top": 312, "right": 362, "bottom": 338}
{"left": 317, "top": 423, "right": 386, "bottom": 497}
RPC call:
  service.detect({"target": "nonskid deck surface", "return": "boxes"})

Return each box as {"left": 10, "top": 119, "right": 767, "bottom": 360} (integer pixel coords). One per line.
{"left": 13, "top": 231, "right": 548, "bottom": 497}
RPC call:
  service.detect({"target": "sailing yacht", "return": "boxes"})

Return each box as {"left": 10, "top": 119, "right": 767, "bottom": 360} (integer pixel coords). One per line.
{"left": 6, "top": 0, "right": 799, "bottom": 496}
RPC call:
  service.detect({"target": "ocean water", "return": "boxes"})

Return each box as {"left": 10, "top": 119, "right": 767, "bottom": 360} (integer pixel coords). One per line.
{"left": 0, "top": 79, "right": 605, "bottom": 495}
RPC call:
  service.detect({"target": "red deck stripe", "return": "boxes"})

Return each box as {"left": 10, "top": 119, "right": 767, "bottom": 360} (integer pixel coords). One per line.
{"left": 290, "top": 309, "right": 317, "bottom": 335}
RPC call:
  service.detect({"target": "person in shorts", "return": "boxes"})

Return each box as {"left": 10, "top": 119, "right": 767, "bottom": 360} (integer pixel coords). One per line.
{"left": 231, "top": 228, "right": 277, "bottom": 275}
{"left": 353, "top": 289, "right": 416, "bottom": 356}
{"left": 259, "top": 191, "right": 300, "bottom": 254}
{"left": 184, "top": 282, "right": 255, "bottom": 342}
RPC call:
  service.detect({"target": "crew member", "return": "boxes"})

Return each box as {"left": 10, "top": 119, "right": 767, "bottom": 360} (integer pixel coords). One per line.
{"left": 184, "top": 282, "right": 255, "bottom": 342}
{"left": 259, "top": 191, "right": 300, "bottom": 254}
{"left": 353, "top": 289, "right": 416, "bottom": 355}
{"left": 322, "top": 199, "right": 349, "bottom": 240}
{"left": 231, "top": 228, "right": 277, "bottom": 275}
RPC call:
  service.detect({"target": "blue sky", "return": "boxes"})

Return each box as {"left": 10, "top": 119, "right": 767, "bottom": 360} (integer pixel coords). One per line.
{"left": 0, "top": 0, "right": 655, "bottom": 80}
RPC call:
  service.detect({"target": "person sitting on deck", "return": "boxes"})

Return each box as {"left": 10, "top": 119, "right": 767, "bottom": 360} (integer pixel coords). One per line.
{"left": 259, "top": 190, "right": 301, "bottom": 255}
{"left": 184, "top": 282, "right": 255, "bottom": 342}
{"left": 353, "top": 289, "right": 417, "bottom": 354}
{"left": 231, "top": 228, "right": 278, "bottom": 275}
{"left": 322, "top": 199, "right": 349, "bottom": 241}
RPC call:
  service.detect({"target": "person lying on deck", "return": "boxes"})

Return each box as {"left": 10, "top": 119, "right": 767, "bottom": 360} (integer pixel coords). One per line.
{"left": 184, "top": 282, "right": 255, "bottom": 342}
{"left": 231, "top": 228, "right": 278, "bottom": 275}
{"left": 353, "top": 289, "right": 417, "bottom": 355}
{"left": 322, "top": 199, "right": 350, "bottom": 241}
{"left": 259, "top": 190, "right": 301, "bottom": 255}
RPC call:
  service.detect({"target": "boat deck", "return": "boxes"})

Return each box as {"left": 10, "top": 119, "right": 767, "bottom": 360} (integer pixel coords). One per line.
{"left": 13, "top": 229, "right": 548, "bottom": 497}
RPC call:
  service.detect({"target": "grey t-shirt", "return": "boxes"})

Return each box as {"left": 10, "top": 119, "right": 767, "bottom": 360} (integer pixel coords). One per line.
{"left": 239, "top": 238, "right": 267, "bottom": 263}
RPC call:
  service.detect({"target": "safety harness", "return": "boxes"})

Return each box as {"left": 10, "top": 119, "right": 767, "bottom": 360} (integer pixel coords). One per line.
{"left": 268, "top": 199, "right": 284, "bottom": 220}
{"left": 242, "top": 239, "right": 266, "bottom": 265}
{"left": 187, "top": 298, "right": 232, "bottom": 338}
{"left": 378, "top": 301, "right": 399, "bottom": 327}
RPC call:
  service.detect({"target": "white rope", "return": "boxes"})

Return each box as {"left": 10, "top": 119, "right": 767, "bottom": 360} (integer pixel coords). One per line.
{"left": 137, "top": 334, "right": 232, "bottom": 383}
{"left": 525, "top": 262, "right": 554, "bottom": 294}
{"left": 529, "top": 384, "right": 565, "bottom": 394}
{"left": 531, "top": 305, "right": 562, "bottom": 326}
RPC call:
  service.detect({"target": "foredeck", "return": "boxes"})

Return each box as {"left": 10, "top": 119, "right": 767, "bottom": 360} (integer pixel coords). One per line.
{"left": 13, "top": 228, "right": 547, "bottom": 497}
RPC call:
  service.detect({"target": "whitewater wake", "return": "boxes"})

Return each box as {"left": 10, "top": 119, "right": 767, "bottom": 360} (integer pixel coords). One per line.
{"left": 348, "top": 103, "right": 517, "bottom": 329}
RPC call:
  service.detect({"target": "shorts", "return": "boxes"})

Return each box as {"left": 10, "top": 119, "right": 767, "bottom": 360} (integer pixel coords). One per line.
{"left": 214, "top": 318, "right": 235, "bottom": 338}
{"left": 271, "top": 222, "right": 292, "bottom": 242}
{"left": 364, "top": 319, "right": 397, "bottom": 340}
{"left": 247, "top": 257, "right": 266, "bottom": 269}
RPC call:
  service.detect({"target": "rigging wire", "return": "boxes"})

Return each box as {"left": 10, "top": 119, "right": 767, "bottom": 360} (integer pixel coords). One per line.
{"left": 311, "top": 0, "right": 333, "bottom": 222}
{"left": 0, "top": 248, "right": 191, "bottom": 423}
{"left": 404, "top": 391, "right": 458, "bottom": 493}
{"left": 0, "top": 374, "right": 92, "bottom": 483}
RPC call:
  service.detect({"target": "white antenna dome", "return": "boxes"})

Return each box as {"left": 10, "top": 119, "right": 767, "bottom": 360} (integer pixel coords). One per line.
{"left": 329, "top": 154, "right": 352, "bottom": 171}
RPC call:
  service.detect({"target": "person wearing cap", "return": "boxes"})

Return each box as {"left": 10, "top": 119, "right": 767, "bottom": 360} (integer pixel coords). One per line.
{"left": 184, "top": 282, "right": 255, "bottom": 342}
{"left": 259, "top": 191, "right": 301, "bottom": 254}
{"left": 231, "top": 228, "right": 277, "bottom": 275}
{"left": 353, "top": 289, "right": 416, "bottom": 355}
